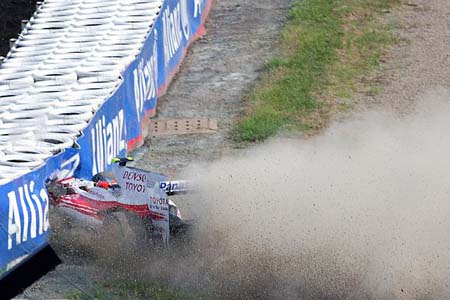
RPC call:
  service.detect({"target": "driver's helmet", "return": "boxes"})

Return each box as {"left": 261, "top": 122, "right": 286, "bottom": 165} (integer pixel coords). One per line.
{"left": 96, "top": 180, "right": 110, "bottom": 189}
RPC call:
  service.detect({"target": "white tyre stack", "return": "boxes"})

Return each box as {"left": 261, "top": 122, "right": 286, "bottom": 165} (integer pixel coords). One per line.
{"left": 0, "top": 0, "right": 164, "bottom": 182}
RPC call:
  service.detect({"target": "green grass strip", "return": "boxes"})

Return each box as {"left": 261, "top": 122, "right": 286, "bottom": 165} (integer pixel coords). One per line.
{"left": 68, "top": 279, "right": 208, "bottom": 300}
{"left": 235, "top": 0, "right": 400, "bottom": 142}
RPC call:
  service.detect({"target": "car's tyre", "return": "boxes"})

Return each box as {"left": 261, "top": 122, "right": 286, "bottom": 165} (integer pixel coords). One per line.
{"left": 102, "top": 211, "right": 151, "bottom": 254}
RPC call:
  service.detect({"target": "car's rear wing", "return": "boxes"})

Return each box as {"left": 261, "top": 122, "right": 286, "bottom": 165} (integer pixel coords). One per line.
{"left": 160, "top": 180, "right": 189, "bottom": 195}
{"left": 111, "top": 158, "right": 189, "bottom": 196}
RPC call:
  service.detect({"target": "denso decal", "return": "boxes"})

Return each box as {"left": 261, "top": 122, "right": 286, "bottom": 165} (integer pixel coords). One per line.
{"left": 133, "top": 32, "right": 158, "bottom": 121}
{"left": 162, "top": 0, "right": 190, "bottom": 67}
{"left": 7, "top": 182, "right": 49, "bottom": 251}
{"left": 122, "top": 171, "right": 147, "bottom": 182}
{"left": 91, "top": 110, "right": 126, "bottom": 175}
{"left": 122, "top": 170, "right": 147, "bottom": 193}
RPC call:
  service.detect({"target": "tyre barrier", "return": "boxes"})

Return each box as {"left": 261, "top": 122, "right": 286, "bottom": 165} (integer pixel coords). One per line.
{"left": 0, "top": 0, "right": 212, "bottom": 290}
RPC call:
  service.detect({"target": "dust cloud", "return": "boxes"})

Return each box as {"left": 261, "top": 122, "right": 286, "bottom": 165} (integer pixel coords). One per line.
{"left": 177, "top": 90, "right": 450, "bottom": 299}
{"left": 70, "top": 91, "right": 450, "bottom": 299}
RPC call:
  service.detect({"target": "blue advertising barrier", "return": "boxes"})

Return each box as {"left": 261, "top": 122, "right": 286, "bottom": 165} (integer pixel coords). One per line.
{"left": 0, "top": 148, "right": 79, "bottom": 276}
{"left": 0, "top": 0, "right": 212, "bottom": 279}
{"left": 76, "top": 0, "right": 213, "bottom": 178}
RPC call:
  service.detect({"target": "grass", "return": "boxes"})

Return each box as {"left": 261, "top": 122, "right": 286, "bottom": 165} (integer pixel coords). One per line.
{"left": 67, "top": 279, "right": 208, "bottom": 300}
{"left": 234, "top": 0, "right": 401, "bottom": 142}
{"left": 69, "top": 2, "right": 401, "bottom": 298}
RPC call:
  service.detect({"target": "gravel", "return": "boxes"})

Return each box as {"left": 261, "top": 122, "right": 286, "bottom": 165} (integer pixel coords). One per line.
{"left": 134, "top": 0, "right": 292, "bottom": 176}
{"left": 19, "top": 0, "right": 450, "bottom": 298}
{"left": 353, "top": 0, "right": 450, "bottom": 114}
{"left": 19, "top": 1, "right": 291, "bottom": 298}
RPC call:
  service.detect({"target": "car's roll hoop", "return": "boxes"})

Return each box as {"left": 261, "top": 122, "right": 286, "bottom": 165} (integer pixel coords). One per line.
{"left": 112, "top": 157, "right": 134, "bottom": 166}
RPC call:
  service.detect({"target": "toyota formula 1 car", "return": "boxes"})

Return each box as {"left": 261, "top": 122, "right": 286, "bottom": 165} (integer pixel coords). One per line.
{"left": 48, "top": 158, "right": 192, "bottom": 244}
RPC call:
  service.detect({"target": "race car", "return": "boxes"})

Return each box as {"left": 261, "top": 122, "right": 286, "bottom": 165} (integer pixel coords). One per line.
{"left": 47, "top": 157, "right": 192, "bottom": 245}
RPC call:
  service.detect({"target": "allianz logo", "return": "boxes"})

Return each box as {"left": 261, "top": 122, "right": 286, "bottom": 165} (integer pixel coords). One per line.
{"left": 91, "top": 110, "right": 126, "bottom": 175}
{"left": 7, "top": 182, "right": 50, "bottom": 251}
{"left": 194, "top": 0, "right": 204, "bottom": 18}
{"left": 162, "top": 0, "right": 190, "bottom": 67}
{"left": 133, "top": 34, "right": 158, "bottom": 121}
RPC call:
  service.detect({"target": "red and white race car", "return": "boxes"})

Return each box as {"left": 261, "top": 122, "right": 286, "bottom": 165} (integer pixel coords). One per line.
{"left": 48, "top": 158, "right": 192, "bottom": 244}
